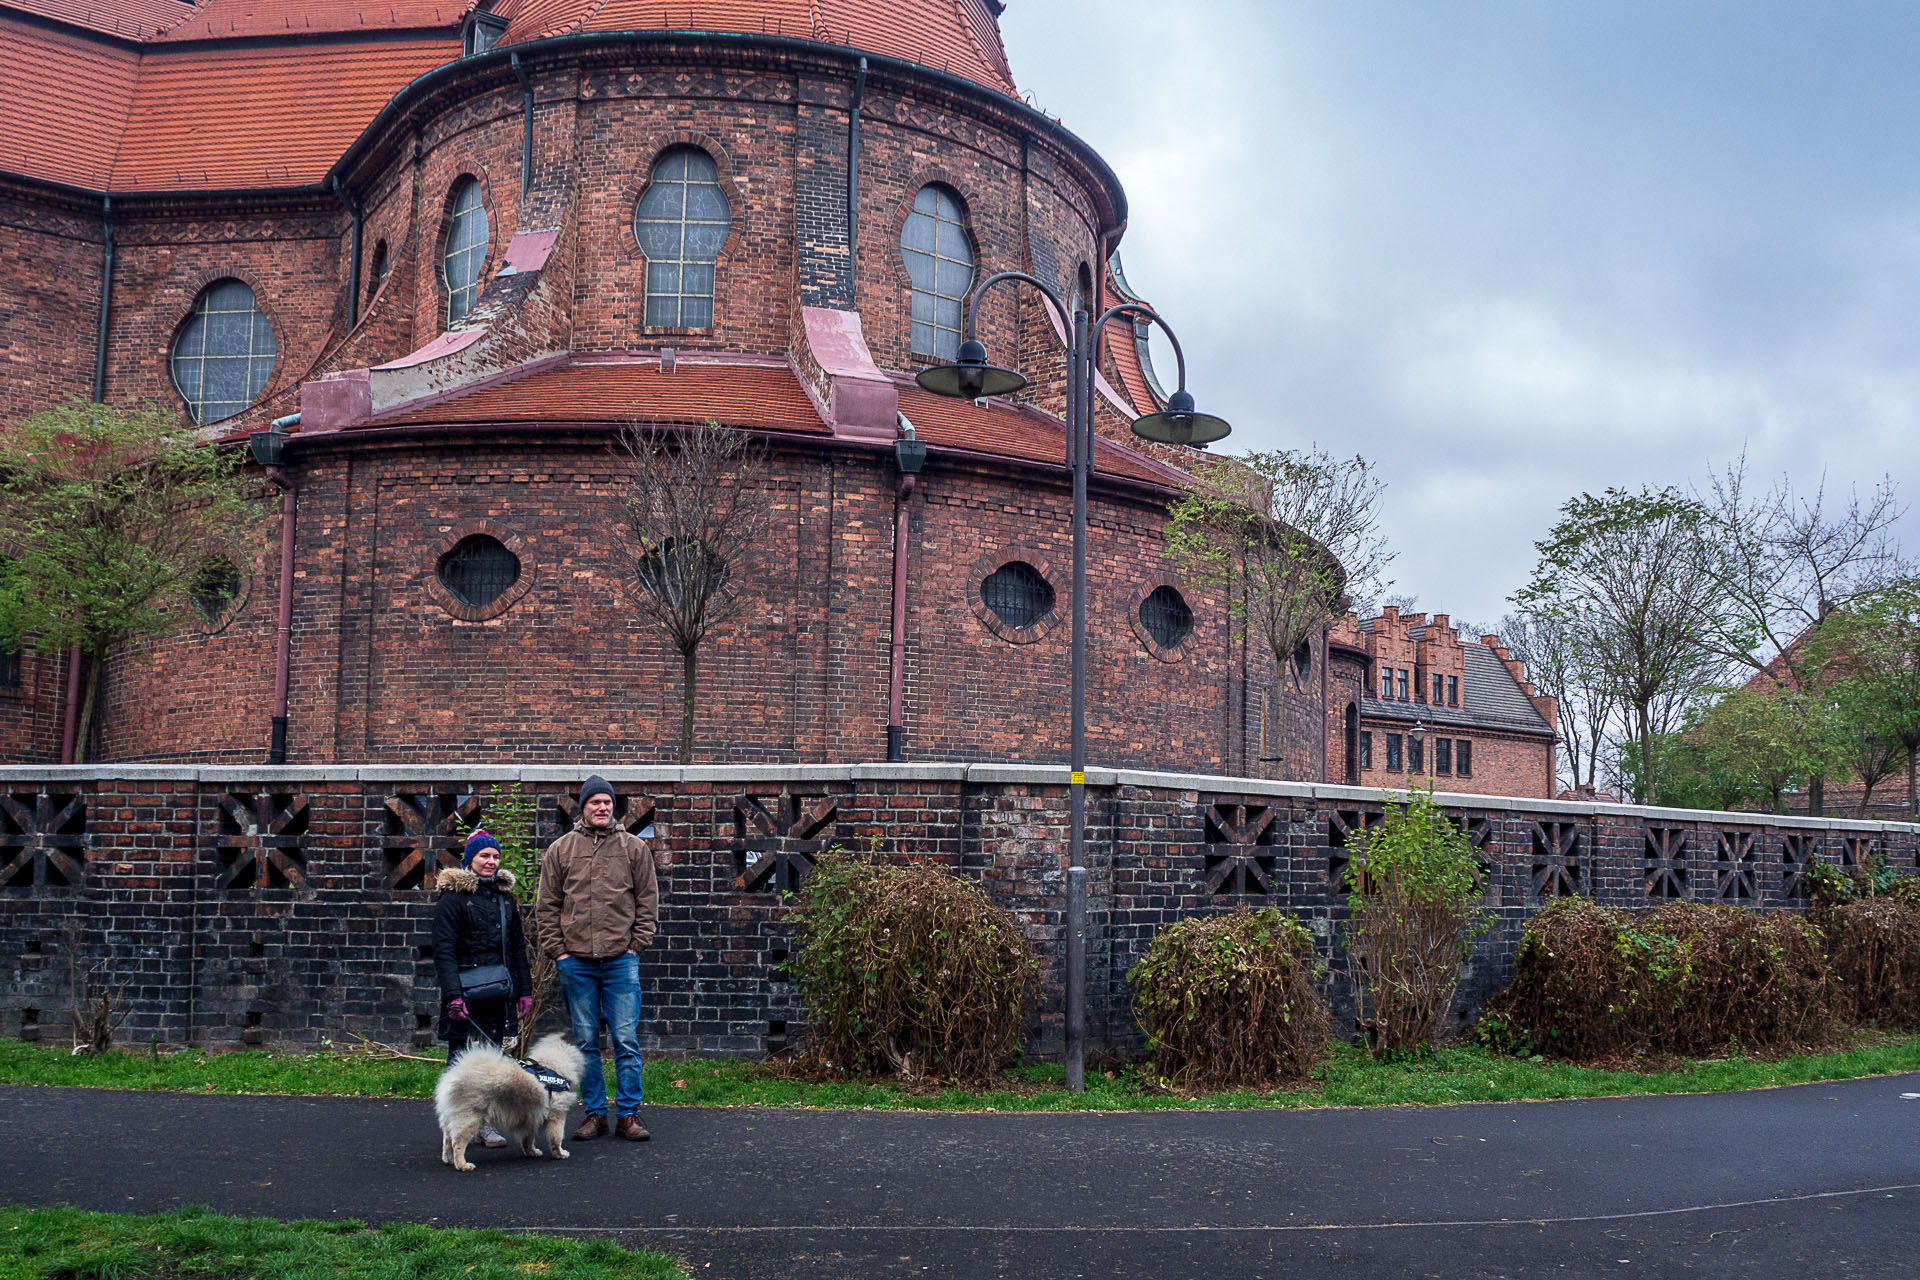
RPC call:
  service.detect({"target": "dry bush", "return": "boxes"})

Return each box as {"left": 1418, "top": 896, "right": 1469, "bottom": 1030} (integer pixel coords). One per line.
{"left": 1128, "top": 907, "right": 1331, "bottom": 1091}
{"left": 64, "top": 923, "right": 130, "bottom": 1056}
{"left": 788, "top": 853, "right": 1035, "bottom": 1084}
{"left": 1827, "top": 896, "right": 1920, "bottom": 1029}
{"left": 1482, "top": 899, "right": 1831, "bottom": 1060}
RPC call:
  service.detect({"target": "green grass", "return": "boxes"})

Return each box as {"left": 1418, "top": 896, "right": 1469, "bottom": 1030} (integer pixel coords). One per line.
{"left": 0, "top": 1204, "right": 684, "bottom": 1280}
{"left": 2, "top": 1032, "right": 1918, "bottom": 1112}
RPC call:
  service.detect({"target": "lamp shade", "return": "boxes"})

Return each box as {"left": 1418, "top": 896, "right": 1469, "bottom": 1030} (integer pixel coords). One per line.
{"left": 1130, "top": 388, "right": 1230, "bottom": 447}
{"left": 914, "top": 338, "right": 1027, "bottom": 400}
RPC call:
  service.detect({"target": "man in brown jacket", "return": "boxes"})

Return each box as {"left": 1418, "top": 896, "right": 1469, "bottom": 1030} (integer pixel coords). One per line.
{"left": 536, "top": 774, "right": 659, "bottom": 1141}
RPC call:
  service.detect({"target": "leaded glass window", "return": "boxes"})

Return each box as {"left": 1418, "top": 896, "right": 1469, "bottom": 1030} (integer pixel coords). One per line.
{"left": 1139, "top": 585, "right": 1192, "bottom": 648}
{"left": 169, "top": 279, "right": 275, "bottom": 425}
{"left": 902, "top": 185, "right": 975, "bottom": 360}
{"left": 436, "top": 535, "right": 520, "bottom": 608}
{"left": 443, "top": 178, "right": 489, "bottom": 325}
{"left": 981, "top": 561, "right": 1054, "bottom": 631}
{"left": 633, "top": 148, "right": 730, "bottom": 328}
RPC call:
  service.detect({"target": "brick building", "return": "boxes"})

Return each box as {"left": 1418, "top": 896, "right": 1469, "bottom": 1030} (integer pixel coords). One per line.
{"left": 0, "top": 0, "right": 1384, "bottom": 776}
{"left": 1328, "top": 608, "right": 1559, "bottom": 798}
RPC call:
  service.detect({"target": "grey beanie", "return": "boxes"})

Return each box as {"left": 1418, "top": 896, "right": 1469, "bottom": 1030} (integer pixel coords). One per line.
{"left": 579, "top": 775, "right": 614, "bottom": 804}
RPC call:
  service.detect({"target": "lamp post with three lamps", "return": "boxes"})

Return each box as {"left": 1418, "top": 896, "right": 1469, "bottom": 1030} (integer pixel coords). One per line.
{"left": 915, "top": 270, "right": 1230, "bottom": 1090}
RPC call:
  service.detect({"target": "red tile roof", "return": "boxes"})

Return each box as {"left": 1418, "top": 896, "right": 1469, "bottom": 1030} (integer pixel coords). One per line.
{"left": 896, "top": 387, "right": 1181, "bottom": 488}
{"left": 371, "top": 358, "right": 834, "bottom": 433}
{"left": 0, "top": 16, "right": 139, "bottom": 188}
{"left": 497, "top": 0, "right": 1016, "bottom": 93}
{"left": 7, "top": 0, "right": 187, "bottom": 38}
{"left": 151, "top": 0, "right": 471, "bottom": 41}
{"left": 109, "top": 36, "right": 458, "bottom": 189}
{"left": 1103, "top": 321, "right": 1161, "bottom": 418}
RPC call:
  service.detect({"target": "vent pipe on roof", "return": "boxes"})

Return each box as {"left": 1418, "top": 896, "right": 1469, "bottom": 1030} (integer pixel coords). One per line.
{"left": 511, "top": 52, "right": 533, "bottom": 201}
{"left": 847, "top": 56, "right": 867, "bottom": 300}
{"left": 332, "top": 175, "right": 363, "bottom": 328}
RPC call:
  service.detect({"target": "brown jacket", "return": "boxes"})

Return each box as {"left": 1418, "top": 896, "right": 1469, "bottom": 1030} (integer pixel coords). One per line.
{"left": 535, "top": 823, "right": 659, "bottom": 960}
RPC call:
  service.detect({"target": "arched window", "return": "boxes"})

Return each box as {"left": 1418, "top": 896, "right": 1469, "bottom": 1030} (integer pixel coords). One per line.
{"left": 367, "top": 238, "right": 389, "bottom": 305}
{"left": 902, "top": 185, "right": 975, "bottom": 360}
{"left": 1344, "top": 703, "right": 1360, "bottom": 784}
{"left": 442, "top": 178, "right": 489, "bottom": 325}
{"left": 634, "top": 148, "right": 730, "bottom": 328}
{"left": 190, "top": 559, "right": 244, "bottom": 626}
{"left": 169, "top": 279, "right": 276, "bottom": 425}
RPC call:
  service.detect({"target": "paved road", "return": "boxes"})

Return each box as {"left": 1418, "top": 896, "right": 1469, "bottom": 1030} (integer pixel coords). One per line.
{"left": 5, "top": 1077, "right": 1918, "bottom": 1278}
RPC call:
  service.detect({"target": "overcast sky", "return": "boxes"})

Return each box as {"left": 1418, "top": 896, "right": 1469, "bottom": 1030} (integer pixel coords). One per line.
{"left": 1000, "top": 0, "right": 1920, "bottom": 633}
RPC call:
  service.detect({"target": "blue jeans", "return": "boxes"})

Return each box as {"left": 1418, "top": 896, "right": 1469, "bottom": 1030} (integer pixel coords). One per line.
{"left": 556, "top": 953, "right": 643, "bottom": 1116}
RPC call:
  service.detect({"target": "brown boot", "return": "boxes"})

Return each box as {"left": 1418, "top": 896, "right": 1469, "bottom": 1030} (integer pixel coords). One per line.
{"left": 615, "top": 1113, "right": 651, "bottom": 1142}
{"left": 570, "top": 1113, "right": 609, "bottom": 1141}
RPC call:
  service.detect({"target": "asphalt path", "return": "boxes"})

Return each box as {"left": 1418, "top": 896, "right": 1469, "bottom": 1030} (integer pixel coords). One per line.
{"left": 4, "top": 1076, "right": 1918, "bottom": 1278}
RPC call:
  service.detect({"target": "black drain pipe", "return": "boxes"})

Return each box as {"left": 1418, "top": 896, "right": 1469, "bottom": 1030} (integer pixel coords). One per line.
{"left": 512, "top": 52, "right": 533, "bottom": 199}
{"left": 92, "top": 196, "right": 112, "bottom": 401}
{"left": 847, "top": 56, "right": 866, "bottom": 295}
{"left": 332, "top": 175, "right": 363, "bottom": 327}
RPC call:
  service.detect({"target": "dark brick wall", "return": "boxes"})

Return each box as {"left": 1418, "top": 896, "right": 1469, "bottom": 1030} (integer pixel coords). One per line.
{"left": 2, "top": 765, "right": 1909, "bottom": 1056}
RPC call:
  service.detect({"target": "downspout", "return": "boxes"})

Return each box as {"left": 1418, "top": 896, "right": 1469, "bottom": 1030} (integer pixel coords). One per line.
{"left": 511, "top": 52, "right": 533, "bottom": 200}
{"left": 64, "top": 197, "right": 114, "bottom": 762}
{"left": 847, "top": 56, "right": 867, "bottom": 296}
{"left": 264, "top": 413, "right": 301, "bottom": 764}
{"left": 886, "top": 414, "right": 920, "bottom": 761}
{"left": 333, "top": 175, "right": 363, "bottom": 328}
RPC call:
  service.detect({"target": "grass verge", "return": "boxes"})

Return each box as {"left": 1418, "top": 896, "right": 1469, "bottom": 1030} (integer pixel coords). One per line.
{"left": 1, "top": 1032, "right": 1917, "bottom": 1111}
{"left": 0, "top": 1204, "right": 683, "bottom": 1280}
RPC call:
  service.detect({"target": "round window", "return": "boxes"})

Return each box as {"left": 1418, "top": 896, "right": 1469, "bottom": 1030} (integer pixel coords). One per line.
{"left": 190, "top": 560, "right": 244, "bottom": 625}
{"left": 436, "top": 534, "right": 520, "bottom": 608}
{"left": 981, "top": 561, "right": 1055, "bottom": 631}
{"left": 1139, "top": 585, "right": 1193, "bottom": 648}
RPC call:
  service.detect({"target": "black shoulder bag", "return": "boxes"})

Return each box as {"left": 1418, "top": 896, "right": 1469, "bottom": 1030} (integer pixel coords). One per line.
{"left": 457, "top": 888, "right": 516, "bottom": 1002}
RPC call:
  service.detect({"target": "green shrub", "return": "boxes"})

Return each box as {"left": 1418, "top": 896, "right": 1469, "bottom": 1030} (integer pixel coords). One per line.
{"left": 1827, "top": 895, "right": 1920, "bottom": 1029}
{"left": 1342, "top": 788, "right": 1491, "bottom": 1056}
{"left": 1128, "top": 907, "right": 1330, "bottom": 1090}
{"left": 786, "top": 853, "right": 1035, "bottom": 1083}
{"left": 1481, "top": 898, "right": 1832, "bottom": 1060}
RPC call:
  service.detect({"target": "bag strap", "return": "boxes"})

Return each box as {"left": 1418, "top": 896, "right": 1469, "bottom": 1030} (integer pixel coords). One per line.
{"left": 497, "top": 889, "right": 510, "bottom": 980}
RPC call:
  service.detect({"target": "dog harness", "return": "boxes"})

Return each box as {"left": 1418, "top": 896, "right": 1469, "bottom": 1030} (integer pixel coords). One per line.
{"left": 518, "top": 1058, "right": 571, "bottom": 1093}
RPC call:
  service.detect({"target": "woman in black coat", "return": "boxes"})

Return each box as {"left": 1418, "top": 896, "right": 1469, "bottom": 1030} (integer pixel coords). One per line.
{"left": 433, "top": 830, "right": 533, "bottom": 1066}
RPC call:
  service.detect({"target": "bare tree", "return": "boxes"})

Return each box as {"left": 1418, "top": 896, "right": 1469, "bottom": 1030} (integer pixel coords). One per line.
{"left": 1498, "top": 610, "right": 1621, "bottom": 792}
{"left": 606, "top": 421, "right": 771, "bottom": 764}
{"left": 1515, "top": 487, "right": 1729, "bottom": 804}
{"left": 1166, "top": 448, "right": 1393, "bottom": 779}
{"left": 1694, "top": 460, "right": 1908, "bottom": 814}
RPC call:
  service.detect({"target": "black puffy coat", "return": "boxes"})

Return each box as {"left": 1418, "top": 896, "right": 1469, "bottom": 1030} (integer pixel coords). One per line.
{"left": 432, "top": 866, "right": 533, "bottom": 1040}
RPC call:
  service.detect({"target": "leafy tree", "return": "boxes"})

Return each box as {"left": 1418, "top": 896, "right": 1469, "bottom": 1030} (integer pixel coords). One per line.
{"left": 1165, "top": 448, "right": 1392, "bottom": 779}
{"left": 1692, "top": 687, "right": 1847, "bottom": 814}
{"left": 606, "top": 420, "right": 770, "bottom": 764}
{"left": 1805, "top": 580, "right": 1920, "bottom": 816}
{"left": 0, "top": 399, "right": 256, "bottom": 760}
{"left": 1514, "top": 487, "right": 1728, "bottom": 803}
{"left": 1696, "top": 459, "right": 1908, "bottom": 813}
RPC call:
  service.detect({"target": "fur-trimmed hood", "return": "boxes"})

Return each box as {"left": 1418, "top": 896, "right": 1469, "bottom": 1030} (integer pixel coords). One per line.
{"left": 435, "top": 866, "right": 517, "bottom": 893}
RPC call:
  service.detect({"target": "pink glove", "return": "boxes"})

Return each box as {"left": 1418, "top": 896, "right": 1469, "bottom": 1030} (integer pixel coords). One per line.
{"left": 516, "top": 996, "right": 533, "bottom": 1019}
{"left": 448, "top": 997, "right": 470, "bottom": 1021}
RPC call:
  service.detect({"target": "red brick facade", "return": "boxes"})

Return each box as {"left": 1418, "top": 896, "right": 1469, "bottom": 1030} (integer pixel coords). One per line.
{"left": 1, "top": 17, "right": 1319, "bottom": 781}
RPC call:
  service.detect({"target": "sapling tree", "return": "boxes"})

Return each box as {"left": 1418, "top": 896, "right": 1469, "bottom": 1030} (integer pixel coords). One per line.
{"left": 606, "top": 420, "right": 771, "bottom": 764}
{"left": 1342, "top": 787, "right": 1490, "bottom": 1057}
{"left": 0, "top": 398, "right": 257, "bottom": 760}
{"left": 1165, "top": 448, "right": 1392, "bottom": 779}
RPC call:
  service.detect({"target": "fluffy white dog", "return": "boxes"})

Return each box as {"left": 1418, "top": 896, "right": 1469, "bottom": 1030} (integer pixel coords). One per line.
{"left": 435, "top": 1033, "right": 587, "bottom": 1172}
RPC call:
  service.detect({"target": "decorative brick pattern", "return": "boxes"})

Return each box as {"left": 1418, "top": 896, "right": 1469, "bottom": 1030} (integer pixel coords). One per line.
{"left": 213, "top": 792, "right": 311, "bottom": 891}
{"left": 0, "top": 792, "right": 87, "bottom": 891}
{"left": 1644, "top": 826, "right": 1689, "bottom": 902}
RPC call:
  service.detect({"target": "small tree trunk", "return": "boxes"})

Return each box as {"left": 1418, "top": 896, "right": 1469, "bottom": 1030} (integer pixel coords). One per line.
{"left": 1637, "top": 702, "right": 1655, "bottom": 806}
{"left": 679, "top": 645, "right": 698, "bottom": 765}
{"left": 73, "top": 648, "right": 101, "bottom": 765}
{"left": 1809, "top": 774, "right": 1825, "bottom": 818}
{"left": 1909, "top": 747, "right": 1917, "bottom": 819}
{"left": 1270, "top": 665, "right": 1288, "bottom": 781}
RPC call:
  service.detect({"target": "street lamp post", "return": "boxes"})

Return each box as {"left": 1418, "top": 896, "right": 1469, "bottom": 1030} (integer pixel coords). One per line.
{"left": 917, "top": 271, "right": 1230, "bottom": 1090}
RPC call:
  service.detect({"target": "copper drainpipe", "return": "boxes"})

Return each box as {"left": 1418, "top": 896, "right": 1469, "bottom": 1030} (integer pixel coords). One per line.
{"left": 59, "top": 649, "right": 82, "bottom": 763}
{"left": 258, "top": 413, "right": 301, "bottom": 764}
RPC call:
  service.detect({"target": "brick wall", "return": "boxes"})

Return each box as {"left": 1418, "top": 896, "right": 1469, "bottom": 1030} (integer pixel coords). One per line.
{"left": 3, "top": 763, "right": 1908, "bottom": 1056}
{"left": 1354, "top": 725, "right": 1554, "bottom": 800}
